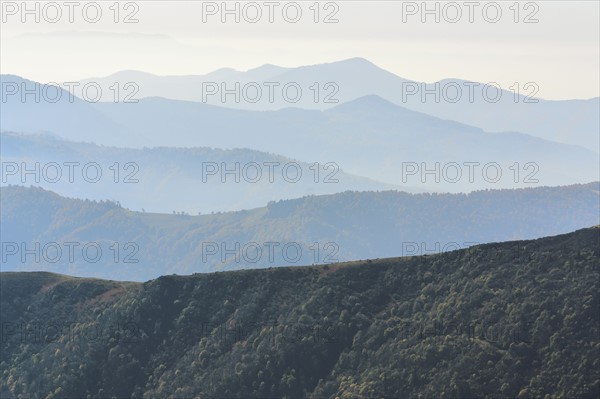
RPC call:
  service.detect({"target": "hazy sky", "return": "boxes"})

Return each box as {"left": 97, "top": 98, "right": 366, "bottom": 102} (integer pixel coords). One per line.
{"left": 1, "top": 0, "right": 598, "bottom": 99}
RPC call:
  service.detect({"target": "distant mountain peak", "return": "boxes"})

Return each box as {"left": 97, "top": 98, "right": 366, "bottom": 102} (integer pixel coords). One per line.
{"left": 296, "top": 57, "right": 378, "bottom": 70}
{"left": 208, "top": 67, "right": 239, "bottom": 74}
{"left": 101, "top": 70, "right": 160, "bottom": 80}
{"left": 244, "top": 63, "right": 290, "bottom": 79}
{"left": 250, "top": 63, "right": 284, "bottom": 70}
{"left": 338, "top": 57, "right": 376, "bottom": 65}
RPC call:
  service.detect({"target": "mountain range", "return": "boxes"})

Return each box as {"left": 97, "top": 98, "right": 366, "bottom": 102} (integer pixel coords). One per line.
{"left": 70, "top": 58, "right": 600, "bottom": 152}
{"left": 2, "top": 75, "right": 598, "bottom": 192}
{"left": 1, "top": 132, "right": 400, "bottom": 214}
{"left": 2, "top": 183, "right": 598, "bottom": 281}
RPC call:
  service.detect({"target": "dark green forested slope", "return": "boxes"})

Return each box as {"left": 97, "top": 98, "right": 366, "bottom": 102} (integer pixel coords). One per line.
{"left": 1, "top": 227, "right": 599, "bottom": 399}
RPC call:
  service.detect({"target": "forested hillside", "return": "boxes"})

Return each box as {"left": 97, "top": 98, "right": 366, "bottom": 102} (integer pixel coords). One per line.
{"left": 1, "top": 227, "right": 598, "bottom": 398}
{"left": 1, "top": 183, "right": 598, "bottom": 280}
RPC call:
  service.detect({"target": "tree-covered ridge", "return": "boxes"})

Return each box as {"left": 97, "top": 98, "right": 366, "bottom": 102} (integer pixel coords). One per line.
{"left": 1, "top": 131, "right": 397, "bottom": 214}
{"left": 1, "top": 227, "right": 598, "bottom": 398}
{"left": 1, "top": 183, "right": 599, "bottom": 280}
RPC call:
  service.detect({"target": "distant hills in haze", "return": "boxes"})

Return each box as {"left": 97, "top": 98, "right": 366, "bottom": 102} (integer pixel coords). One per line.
{"left": 1, "top": 132, "right": 400, "bottom": 214}
{"left": 2, "top": 183, "right": 598, "bottom": 281}
{"left": 70, "top": 58, "right": 600, "bottom": 152}
{"left": 2, "top": 75, "right": 598, "bottom": 192}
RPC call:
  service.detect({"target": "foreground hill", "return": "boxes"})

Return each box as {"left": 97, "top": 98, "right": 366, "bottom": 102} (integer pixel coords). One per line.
{"left": 1, "top": 183, "right": 598, "bottom": 281}
{"left": 1, "top": 227, "right": 598, "bottom": 398}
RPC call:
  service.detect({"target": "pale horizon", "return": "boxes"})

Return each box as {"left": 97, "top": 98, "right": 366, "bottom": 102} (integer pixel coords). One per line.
{"left": 1, "top": 1, "right": 598, "bottom": 100}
